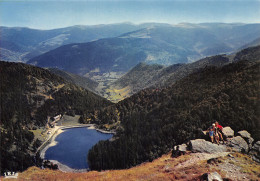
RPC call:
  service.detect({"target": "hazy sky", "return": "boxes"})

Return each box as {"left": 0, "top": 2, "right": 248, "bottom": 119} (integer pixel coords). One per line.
{"left": 0, "top": 0, "right": 259, "bottom": 29}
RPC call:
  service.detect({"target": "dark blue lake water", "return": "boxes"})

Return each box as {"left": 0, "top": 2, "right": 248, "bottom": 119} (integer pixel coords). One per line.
{"left": 44, "top": 127, "right": 113, "bottom": 169}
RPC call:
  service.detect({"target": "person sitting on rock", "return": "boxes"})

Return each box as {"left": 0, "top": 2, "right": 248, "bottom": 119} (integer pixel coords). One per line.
{"left": 215, "top": 121, "right": 224, "bottom": 143}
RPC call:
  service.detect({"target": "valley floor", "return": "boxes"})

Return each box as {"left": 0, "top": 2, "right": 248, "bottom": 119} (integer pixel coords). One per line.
{"left": 3, "top": 150, "right": 259, "bottom": 181}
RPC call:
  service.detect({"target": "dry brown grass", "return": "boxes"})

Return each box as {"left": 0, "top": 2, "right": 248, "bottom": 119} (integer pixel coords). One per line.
{"left": 232, "top": 152, "right": 260, "bottom": 178}
{"left": 3, "top": 152, "right": 259, "bottom": 181}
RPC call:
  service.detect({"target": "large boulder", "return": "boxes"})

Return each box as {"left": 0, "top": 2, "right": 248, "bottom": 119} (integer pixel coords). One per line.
{"left": 189, "top": 139, "right": 227, "bottom": 153}
{"left": 228, "top": 136, "right": 249, "bottom": 152}
{"left": 249, "top": 141, "right": 260, "bottom": 162}
{"left": 201, "top": 172, "right": 223, "bottom": 181}
{"left": 222, "top": 127, "right": 234, "bottom": 138}
{"left": 237, "top": 130, "right": 254, "bottom": 148}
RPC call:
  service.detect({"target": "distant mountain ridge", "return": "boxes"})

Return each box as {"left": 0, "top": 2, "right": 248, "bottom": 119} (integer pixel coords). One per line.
{"left": 28, "top": 36, "right": 189, "bottom": 75}
{"left": 0, "top": 23, "right": 147, "bottom": 62}
{"left": 27, "top": 23, "right": 260, "bottom": 80}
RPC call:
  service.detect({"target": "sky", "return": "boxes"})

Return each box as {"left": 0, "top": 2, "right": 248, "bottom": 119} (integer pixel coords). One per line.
{"left": 0, "top": 0, "right": 259, "bottom": 30}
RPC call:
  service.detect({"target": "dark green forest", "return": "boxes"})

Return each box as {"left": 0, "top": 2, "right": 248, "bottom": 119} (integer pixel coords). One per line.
{"left": 0, "top": 61, "right": 111, "bottom": 174}
{"left": 87, "top": 59, "right": 260, "bottom": 170}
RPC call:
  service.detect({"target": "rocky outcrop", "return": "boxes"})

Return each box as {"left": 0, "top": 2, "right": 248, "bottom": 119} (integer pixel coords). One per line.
{"left": 201, "top": 172, "right": 223, "bottom": 181}
{"left": 237, "top": 130, "right": 254, "bottom": 148}
{"left": 189, "top": 139, "right": 227, "bottom": 153}
{"left": 249, "top": 141, "right": 260, "bottom": 162}
{"left": 222, "top": 127, "right": 234, "bottom": 138}
{"left": 228, "top": 136, "right": 249, "bottom": 152}
{"left": 182, "top": 127, "right": 259, "bottom": 163}
{"left": 174, "top": 143, "right": 187, "bottom": 152}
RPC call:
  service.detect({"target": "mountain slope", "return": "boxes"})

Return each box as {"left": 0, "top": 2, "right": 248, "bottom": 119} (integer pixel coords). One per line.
{"left": 233, "top": 45, "right": 260, "bottom": 62}
{"left": 0, "top": 61, "right": 111, "bottom": 173}
{"left": 0, "top": 23, "right": 144, "bottom": 62}
{"left": 48, "top": 68, "right": 98, "bottom": 93}
{"left": 28, "top": 36, "right": 190, "bottom": 75}
{"left": 113, "top": 63, "right": 165, "bottom": 90}
{"left": 85, "top": 57, "right": 260, "bottom": 170}
{"left": 110, "top": 46, "right": 260, "bottom": 101}
{"left": 196, "top": 23, "right": 260, "bottom": 49}
{"left": 27, "top": 23, "right": 260, "bottom": 81}
{"left": 239, "top": 37, "right": 260, "bottom": 50}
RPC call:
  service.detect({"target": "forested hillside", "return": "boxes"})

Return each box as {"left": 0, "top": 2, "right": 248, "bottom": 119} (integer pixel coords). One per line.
{"left": 48, "top": 68, "right": 99, "bottom": 93}
{"left": 86, "top": 58, "right": 260, "bottom": 170}
{"left": 111, "top": 46, "right": 260, "bottom": 99}
{"left": 111, "top": 55, "right": 230, "bottom": 97}
{"left": 0, "top": 61, "right": 111, "bottom": 174}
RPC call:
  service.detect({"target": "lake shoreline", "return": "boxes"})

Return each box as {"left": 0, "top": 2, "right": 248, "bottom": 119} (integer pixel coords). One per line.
{"left": 48, "top": 160, "right": 89, "bottom": 173}
{"left": 39, "top": 124, "right": 115, "bottom": 173}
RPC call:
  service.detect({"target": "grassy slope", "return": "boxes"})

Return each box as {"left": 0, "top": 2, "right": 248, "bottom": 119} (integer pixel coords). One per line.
{"left": 4, "top": 151, "right": 260, "bottom": 181}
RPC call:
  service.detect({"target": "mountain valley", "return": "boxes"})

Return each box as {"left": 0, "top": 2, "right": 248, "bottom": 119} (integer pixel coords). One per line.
{"left": 107, "top": 46, "right": 260, "bottom": 101}
{"left": 21, "top": 23, "right": 260, "bottom": 103}
{"left": 1, "top": 22, "right": 260, "bottom": 180}
{"left": 27, "top": 23, "right": 260, "bottom": 78}
{"left": 83, "top": 52, "right": 260, "bottom": 170}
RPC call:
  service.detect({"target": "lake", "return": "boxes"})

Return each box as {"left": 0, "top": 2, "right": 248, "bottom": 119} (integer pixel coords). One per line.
{"left": 44, "top": 127, "right": 113, "bottom": 169}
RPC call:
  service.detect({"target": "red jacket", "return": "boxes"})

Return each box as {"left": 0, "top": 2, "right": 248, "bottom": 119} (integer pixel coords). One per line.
{"left": 216, "top": 124, "right": 223, "bottom": 131}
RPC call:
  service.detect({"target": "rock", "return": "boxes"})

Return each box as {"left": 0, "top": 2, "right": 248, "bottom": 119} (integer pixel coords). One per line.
{"left": 207, "top": 158, "right": 222, "bottom": 164}
{"left": 174, "top": 143, "right": 187, "bottom": 152}
{"left": 172, "top": 144, "right": 187, "bottom": 158}
{"left": 222, "top": 127, "right": 234, "bottom": 138}
{"left": 237, "top": 130, "right": 251, "bottom": 139}
{"left": 189, "top": 139, "right": 227, "bottom": 153}
{"left": 249, "top": 141, "right": 260, "bottom": 162}
{"left": 228, "top": 136, "right": 249, "bottom": 152}
{"left": 201, "top": 172, "right": 223, "bottom": 181}
{"left": 228, "top": 154, "right": 234, "bottom": 158}
{"left": 237, "top": 130, "right": 254, "bottom": 148}
{"left": 252, "top": 141, "right": 260, "bottom": 152}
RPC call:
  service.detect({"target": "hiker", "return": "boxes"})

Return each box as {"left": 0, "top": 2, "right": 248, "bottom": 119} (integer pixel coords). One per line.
{"left": 212, "top": 123, "right": 220, "bottom": 144}
{"left": 209, "top": 127, "right": 214, "bottom": 143}
{"left": 215, "top": 121, "right": 224, "bottom": 142}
